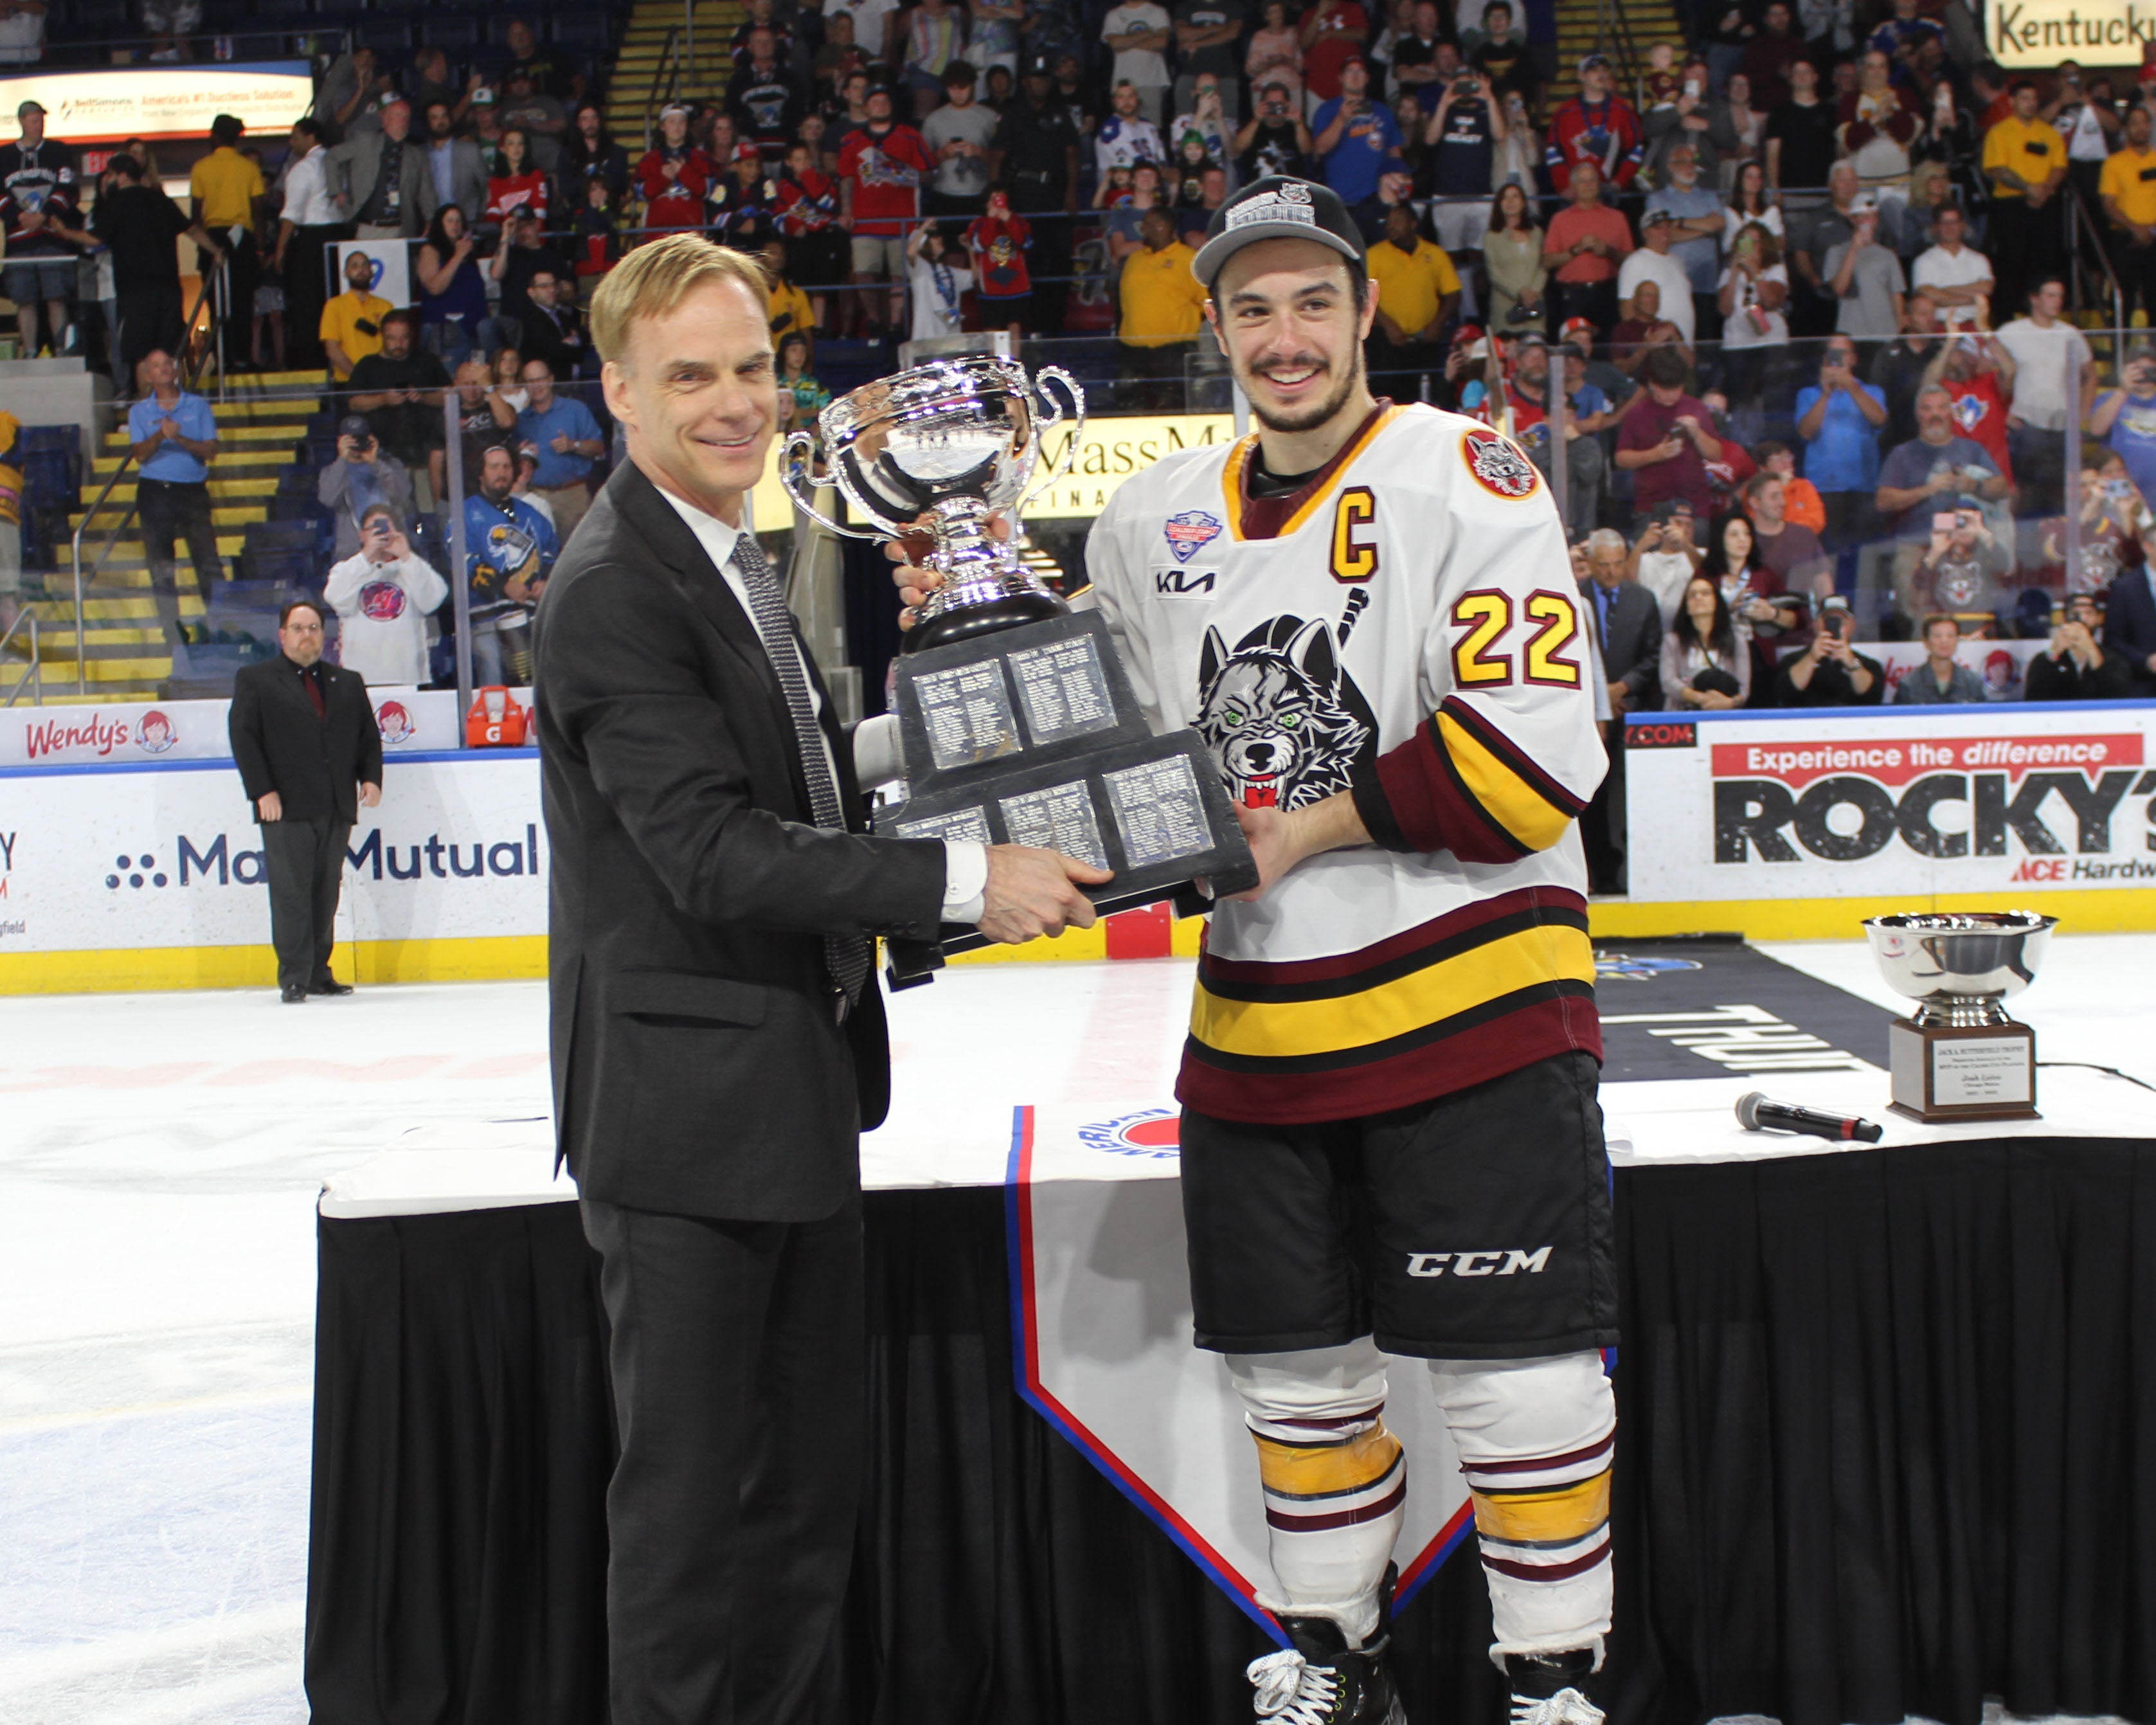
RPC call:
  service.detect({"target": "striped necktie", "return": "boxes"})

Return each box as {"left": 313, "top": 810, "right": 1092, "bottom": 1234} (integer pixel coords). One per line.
{"left": 730, "top": 531, "right": 870, "bottom": 1010}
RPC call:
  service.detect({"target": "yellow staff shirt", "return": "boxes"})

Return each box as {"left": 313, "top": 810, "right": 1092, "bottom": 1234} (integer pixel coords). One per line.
{"left": 1982, "top": 115, "right": 2061, "bottom": 199}
{"left": 1368, "top": 235, "right": 1462, "bottom": 338}
{"left": 1117, "top": 240, "right": 1208, "bottom": 347}
{"left": 2101, "top": 144, "right": 2156, "bottom": 230}
{"left": 321, "top": 290, "right": 394, "bottom": 377}
{"left": 189, "top": 145, "right": 267, "bottom": 231}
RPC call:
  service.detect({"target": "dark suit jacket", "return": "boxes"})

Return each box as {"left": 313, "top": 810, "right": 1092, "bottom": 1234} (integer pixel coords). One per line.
{"left": 2103, "top": 566, "right": 2156, "bottom": 696}
{"left": 1591, "top": 579, "right": 1666, "bottom": 709}
{"left": 325, "top": 134, "right": 434, "bottom": 237}
{"left": 535, "top": 459, "right": 948, "bottom": 1224}
{"left": 227, "top": 654, "right": 383, "bottom": 821}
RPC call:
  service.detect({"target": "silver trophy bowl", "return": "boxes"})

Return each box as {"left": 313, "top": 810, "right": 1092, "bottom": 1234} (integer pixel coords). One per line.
{"left": 1862, "top": 910, "right": 2056, "bottom": 1028}
{"left": 778, "top": 354, "right": 1086, "bottom": 652}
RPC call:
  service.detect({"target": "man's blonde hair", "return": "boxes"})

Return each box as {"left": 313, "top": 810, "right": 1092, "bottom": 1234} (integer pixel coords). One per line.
{"left": 589, "top": 234, "right": 771, "bottom": 367}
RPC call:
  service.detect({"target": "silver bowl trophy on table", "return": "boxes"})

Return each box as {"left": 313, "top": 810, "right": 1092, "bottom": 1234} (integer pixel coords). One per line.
{"left": 782, "top": 354, "right": 1259, "bottom": 985}
{"left": 1862, "top": 910, "right": 2056, "bottom": 1122}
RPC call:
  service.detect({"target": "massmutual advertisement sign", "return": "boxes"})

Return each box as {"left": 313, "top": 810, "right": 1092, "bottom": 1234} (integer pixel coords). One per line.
{"left": 0, "top": 62, "right": 312, "bottom": 144}
{"left": 1626, "top": 704, "right": 2156, "bottom": 902}
{"left": 0, "top": 754, "right": 543, "bottom": 984}
{"left": 1986, "top": 0, "right": 2156, "bottom": 65}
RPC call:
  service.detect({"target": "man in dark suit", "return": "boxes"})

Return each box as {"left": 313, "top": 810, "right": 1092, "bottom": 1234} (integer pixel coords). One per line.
{"left": 227, "top": 598, "right": 384, "bottom": 1002}
{"left": 535, "top": 233, "right": 1106, "bottom": 1725}
{"left": 1579, "top": 527, "right": 1663, "bottom": 893}
{"left": 2104, "top": 559, "right": 2156, "bottom": 696}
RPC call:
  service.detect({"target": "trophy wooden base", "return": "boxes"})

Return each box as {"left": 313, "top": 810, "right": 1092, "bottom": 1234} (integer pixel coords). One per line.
{"left": 1887, "top": 1016, "right": 2040, "bottom": 1124}
{"left": 879, "top": 610, "right": 1258, "bottom": 989}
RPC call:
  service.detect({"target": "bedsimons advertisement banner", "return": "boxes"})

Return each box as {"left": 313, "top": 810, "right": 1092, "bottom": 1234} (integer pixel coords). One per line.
{"left": 1626, "top": 703, "right": 2156, "bottom": 902}
{"left": 0, "top": 752, "right": 542, "bottom": 984}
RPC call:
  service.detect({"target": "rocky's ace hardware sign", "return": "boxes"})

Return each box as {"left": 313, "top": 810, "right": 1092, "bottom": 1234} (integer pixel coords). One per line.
{"left": 1624, "top": 707, "right": 2156, "bottom": 901}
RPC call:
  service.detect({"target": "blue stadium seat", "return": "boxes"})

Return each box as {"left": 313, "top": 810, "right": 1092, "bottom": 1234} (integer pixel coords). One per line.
{"left": 420, "top": 14, "right": 476, "bottom": 45}
{"left": 553, "top": 13, "right": 608, "bottom": 49}
{"left": 355, "top": 17, "right": 413, "bottom": 50}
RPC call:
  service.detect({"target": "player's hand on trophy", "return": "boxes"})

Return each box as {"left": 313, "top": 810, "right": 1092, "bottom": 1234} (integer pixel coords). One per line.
{"left": 976, "top": 844, "right": 1113, "bottom": 943}
{"left": 887, "top": 510, "right": 1014, "bottom": 628}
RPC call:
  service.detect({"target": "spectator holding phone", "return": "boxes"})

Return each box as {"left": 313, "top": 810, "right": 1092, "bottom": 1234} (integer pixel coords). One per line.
{"left": 1775, "top": 594, "right": 1883, "bottom": 704}
{"left": 1795, "top": 335, "right": 1887, "bottom": 550}
{"left": 318, "top": 415, "right": 415, "bottom": 562}
{"left": 2091, "top": 344, "right": 2156, "bottom": 502}
{"left": 1894, "top": 501, "right": 2011, "bottom": 627}
{"left": 1629, "top": 500, "right": 1703, "bottom": 626}
{"left": 2027, "top": 592, "right": 2132, "bottom": 699}
{"left": 323, "top": 503, "right": 449, "bottom": 687}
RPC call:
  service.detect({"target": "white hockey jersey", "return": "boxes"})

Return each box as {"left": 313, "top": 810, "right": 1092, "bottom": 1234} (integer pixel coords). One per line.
{"left": 1085, "top": 401, "right": 1608, "bottom": 1124}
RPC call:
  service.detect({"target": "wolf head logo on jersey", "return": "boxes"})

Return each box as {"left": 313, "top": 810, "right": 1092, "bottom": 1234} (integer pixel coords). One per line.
{"left": 1195, "top": 593, "right": 1377, "bottom": 809}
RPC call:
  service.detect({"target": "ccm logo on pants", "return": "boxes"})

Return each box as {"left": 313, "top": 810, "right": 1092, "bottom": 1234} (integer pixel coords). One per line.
{"left": 1406, "top": 1248, "right": 1552, "bottom": 1278}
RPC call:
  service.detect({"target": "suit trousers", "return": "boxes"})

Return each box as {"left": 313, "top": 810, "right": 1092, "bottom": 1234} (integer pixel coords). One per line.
{"left": 137, "top": 478, "right": 226, "bottom": 647}
{"left": 199, "top": 227, "right": 258, "bottom": 369}
{"left": 260, "top": 815, "right": 351, "bottom": 989}
{"left": 581, "top": 1189, "right": 865, "bottom": 1725}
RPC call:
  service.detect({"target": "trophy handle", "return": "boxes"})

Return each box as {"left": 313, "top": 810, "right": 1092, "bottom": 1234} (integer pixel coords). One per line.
{"left": 1014, "top": 365, "right": 1086, "bottom": 523}
{"left": 779, "top": 430, "right": 883, "bottom": 543}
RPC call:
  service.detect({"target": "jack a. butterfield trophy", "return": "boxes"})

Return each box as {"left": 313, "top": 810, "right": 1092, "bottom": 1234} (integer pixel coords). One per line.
{"left": 1862, "top": 910, "right": 2054, "bottom": 1122}
{"left": 781, "top": 354, "right": 1258, "bottom": 984}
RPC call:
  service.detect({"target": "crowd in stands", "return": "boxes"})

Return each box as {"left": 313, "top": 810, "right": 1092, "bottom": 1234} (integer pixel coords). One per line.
{"left": 6, "top": 0, "right": 2156, "bottom": 730}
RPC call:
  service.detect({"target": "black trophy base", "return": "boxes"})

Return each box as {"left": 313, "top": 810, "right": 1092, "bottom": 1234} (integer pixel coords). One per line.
{"left": 879, "top": 609, "right": 1257, "bottom": 989}
{"left": 903, "top": 588, "right": 1070, "bottom": 653}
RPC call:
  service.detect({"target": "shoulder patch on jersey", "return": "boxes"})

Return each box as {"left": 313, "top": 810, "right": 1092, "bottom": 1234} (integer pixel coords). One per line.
{"left": 1462, "top": 425, "right": 1540, "bottom": 500}
{"left": 1164, "top": 509, "right": 1225, "bottom": 562}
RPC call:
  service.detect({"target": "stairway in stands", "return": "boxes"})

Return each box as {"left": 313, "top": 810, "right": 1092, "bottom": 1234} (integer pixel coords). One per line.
{"left": 1545, "top": 0, "right": 1687, "bottom": 119}
{"left": 604, "top": 0, "right": 749, "bottom": 152}
{"left": 45, "top": 371, "right": 326, "bottom": 703}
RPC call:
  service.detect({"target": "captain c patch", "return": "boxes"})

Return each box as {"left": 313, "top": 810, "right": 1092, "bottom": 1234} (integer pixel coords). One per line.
{"left": 1462, "top": 426, "right": 1540, "bottom": 500}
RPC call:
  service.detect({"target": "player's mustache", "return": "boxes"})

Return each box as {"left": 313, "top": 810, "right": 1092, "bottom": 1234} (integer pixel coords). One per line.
{"left": 1252, "top": 354, "right": 1329, "bottom": 378}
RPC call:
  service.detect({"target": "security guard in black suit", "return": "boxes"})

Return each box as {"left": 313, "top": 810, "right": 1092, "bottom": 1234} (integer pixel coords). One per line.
{"left": 227, "top": 598, "right": 384, "bottom": 1001}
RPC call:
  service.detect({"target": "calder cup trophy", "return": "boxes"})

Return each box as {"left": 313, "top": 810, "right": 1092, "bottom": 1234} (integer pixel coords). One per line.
{"left": 1862, "top": 910, "right": 2055, "bottom": 1123}
{"left": 782, "top": 354, "right": 1258, "bottom": 982}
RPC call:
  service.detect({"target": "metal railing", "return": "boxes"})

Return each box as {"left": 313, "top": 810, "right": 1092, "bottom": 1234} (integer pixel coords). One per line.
{"left": 2067, "top": 181, "right": 2127, "bottom": 337}
{"left": 641, "top": 24, "right": 684, "bottom": 153}
{"left": 68, "top": 255, "right": 228, "bottom": 696}
{"left": 0, "top": 610, "right": 40, "bottom": 708}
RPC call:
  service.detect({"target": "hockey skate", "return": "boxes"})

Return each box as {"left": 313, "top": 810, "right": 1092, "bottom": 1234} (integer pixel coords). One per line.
{"left": 1502, "top": 1648, "right": 1603, "bottom": 1725}
{"left": 1245, "top": 1568, "right": 1407, "bottom": 1725}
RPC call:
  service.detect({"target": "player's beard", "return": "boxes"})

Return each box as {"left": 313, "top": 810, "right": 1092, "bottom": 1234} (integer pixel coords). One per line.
{"left": 1239, "top": 341, "right": 1367, "bottom": 437}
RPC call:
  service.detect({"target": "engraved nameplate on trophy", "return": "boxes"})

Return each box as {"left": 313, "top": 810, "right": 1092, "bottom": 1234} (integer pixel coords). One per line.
{"left": 1866, "top": 911, "right": 2051, "bottom": 1123}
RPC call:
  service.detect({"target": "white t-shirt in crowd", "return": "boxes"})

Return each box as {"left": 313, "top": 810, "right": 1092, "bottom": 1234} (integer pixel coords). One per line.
{"left": 1102, "top": 1, "right": 1173, "bottom": 89}
{"left": 1718, "top": 260, "right": 1790, "bottom": 347}
{"left": 909, "top": 252, "right": 975, "bottom": 339}
{"left": 1722, "top": 204, "right": 1785, "bottom": 248}
{"left": 1617, "top": 248, "right": 1696, "bottom": 341}
{"left": 1992, "top": 316, "right": 2094, "bottom": 431}
{"left": 323, "top": 549, "right": 449, "bottom": 687}
{"left": 1910, "top": 242, "right": 1993, "bottom": 329}
{"left": 1635, "top": 548, "right": 1701, "bottom": 628}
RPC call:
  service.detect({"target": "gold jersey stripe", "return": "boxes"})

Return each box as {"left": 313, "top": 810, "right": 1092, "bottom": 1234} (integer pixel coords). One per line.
{"left": 1255, "top": 1425, "right": 1404, "bottom": 1498}
{"left": 1192, "top": 921, "right": 1595, "bottom": 1060}
{"left": 1217, "top": 406, "right": 1406, "bottom": 542}
{"left": 1438, "top": 710, "right": 1576, "bottom": 854}
{"left": 1470, "top": 1470, "right": 1612, "bottom": 1546}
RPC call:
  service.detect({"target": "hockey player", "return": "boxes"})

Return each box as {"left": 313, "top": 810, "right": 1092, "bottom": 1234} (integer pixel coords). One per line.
{"left": 897, "top": 174, "right": 1618, "bottom": 1724}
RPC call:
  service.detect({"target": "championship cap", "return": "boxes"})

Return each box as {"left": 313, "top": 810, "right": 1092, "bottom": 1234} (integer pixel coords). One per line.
{"left": 1191, "top": 174, "right": 1365, "bottom": 289}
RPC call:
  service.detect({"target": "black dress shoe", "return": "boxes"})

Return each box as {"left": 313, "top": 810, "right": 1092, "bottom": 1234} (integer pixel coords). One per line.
{"left": 280, "top": 984, "right": 309, "bottom": 1003}
{"left": 308, "top": 979, "right": 355, "bottom": 996}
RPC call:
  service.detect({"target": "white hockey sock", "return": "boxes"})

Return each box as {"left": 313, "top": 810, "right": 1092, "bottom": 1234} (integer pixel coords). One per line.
{"left": 1428, "top": 1350, "right": 1616, "bottom": 1663}
{"left": 1228, "top": 1339, "right": 1406, "bottom": 1647}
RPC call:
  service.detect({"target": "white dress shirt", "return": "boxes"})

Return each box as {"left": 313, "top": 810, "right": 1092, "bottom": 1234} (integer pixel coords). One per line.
{"left": 657, "top": 487, "right": 989, "bottom": 923}
{"left": 280, "top": 143, "right": 338, "bottom": 227}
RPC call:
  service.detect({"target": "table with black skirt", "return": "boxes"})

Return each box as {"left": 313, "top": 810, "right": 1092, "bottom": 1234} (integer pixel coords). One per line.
{"left": 305, "top": 946, "right": 2156, "bottom": 1725}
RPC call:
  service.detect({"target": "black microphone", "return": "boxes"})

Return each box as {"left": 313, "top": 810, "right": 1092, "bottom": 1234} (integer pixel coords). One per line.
{"left": 1735, "top": 1091, "right": 1884, "bottom": 1144}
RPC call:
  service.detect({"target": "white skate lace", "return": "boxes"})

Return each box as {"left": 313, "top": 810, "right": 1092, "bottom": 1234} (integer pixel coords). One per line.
{"left": 1508, "top": 1686, "right": 1605, "bottom": 1725}
{"left": 1246, "top": 1648, "right": 1341, "bottom": 1722}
